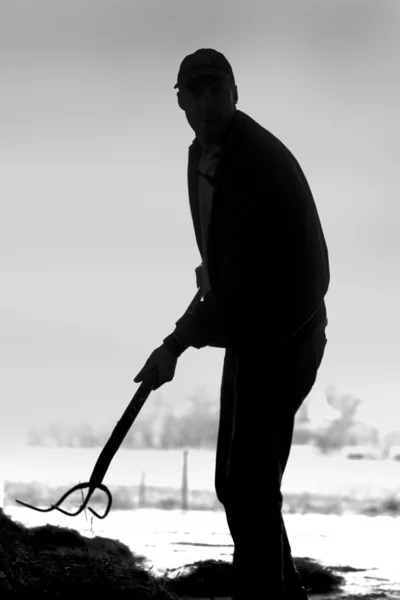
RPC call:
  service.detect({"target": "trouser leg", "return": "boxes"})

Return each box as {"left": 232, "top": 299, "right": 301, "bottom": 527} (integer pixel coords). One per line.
{"left": 214, "top": 332, "right": 327, "bottom": 599}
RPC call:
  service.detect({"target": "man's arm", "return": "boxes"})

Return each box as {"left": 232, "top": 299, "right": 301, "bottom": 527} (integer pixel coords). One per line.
{"left": 163, "top": 176, "right": 281, "bottom": 353}
{"left": 162, "top": 285, "right": 202, "bottom": 357}
{"left": 163, "top": 330, "right": 190, "bottom": 357}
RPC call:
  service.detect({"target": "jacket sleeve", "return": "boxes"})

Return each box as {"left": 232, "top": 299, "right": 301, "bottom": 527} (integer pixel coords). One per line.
{"left": 164, "top": 176, "right": 281, "bottom": 351}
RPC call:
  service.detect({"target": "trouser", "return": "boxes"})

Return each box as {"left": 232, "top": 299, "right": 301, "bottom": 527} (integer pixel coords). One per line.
{"left": 214, "top": 329, "right": 327, "bottom": 599}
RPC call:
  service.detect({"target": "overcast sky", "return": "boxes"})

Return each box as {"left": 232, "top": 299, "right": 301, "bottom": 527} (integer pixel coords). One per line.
{"left": 1, "top": 0, "right": 399, "bottom": 448}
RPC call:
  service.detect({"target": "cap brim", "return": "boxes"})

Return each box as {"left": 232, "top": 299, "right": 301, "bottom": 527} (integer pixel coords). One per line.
{"left": 174, "top": 71, "right": 230, "bottom": 90}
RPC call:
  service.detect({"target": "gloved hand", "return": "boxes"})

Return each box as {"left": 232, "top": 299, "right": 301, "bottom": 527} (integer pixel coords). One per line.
{"left": 134, "top": 344, "right": 178, "bottom": 390}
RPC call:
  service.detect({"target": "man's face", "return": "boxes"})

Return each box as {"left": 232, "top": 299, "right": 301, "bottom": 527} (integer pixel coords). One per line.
{"left": 179, "top": 74, "right": 237, "bottom": 147}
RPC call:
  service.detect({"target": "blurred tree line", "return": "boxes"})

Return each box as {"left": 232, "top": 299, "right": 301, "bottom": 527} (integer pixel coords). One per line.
{"left": 25, "top": 385, "right": 400, "bottom": 455}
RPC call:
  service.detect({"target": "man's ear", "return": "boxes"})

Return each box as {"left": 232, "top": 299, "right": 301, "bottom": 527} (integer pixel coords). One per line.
{"left": 231, "top": 85, "right": 238, "bottom": 106}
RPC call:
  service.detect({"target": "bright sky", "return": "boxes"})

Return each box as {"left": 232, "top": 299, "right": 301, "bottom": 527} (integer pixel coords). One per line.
{"left": 1, "top": 0, "right": 400, "bottom": 448}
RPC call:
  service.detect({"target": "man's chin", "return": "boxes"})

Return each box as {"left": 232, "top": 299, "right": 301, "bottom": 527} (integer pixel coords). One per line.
{"left": 199, "top": 123, "right": 223, "bottom": 141}
{"left": 201, "top": 122, "right": 220, "bottom": 136}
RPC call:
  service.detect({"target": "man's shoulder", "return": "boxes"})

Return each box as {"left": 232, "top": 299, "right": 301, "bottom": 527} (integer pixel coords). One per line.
{"left": 232, "top": 110, "right": 298, "bottom": 169}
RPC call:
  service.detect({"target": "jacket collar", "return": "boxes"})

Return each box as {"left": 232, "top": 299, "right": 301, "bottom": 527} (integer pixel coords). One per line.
{"left": 188, "top": 109, "right": 245, "bottom": 190}
{"left": 186, "top": 110, "right": 245, "bottom": 261}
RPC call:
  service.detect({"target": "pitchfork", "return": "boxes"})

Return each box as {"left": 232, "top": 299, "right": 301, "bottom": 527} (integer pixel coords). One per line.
{"left": 15, "top": 288, "right": 202, "bottom": 519}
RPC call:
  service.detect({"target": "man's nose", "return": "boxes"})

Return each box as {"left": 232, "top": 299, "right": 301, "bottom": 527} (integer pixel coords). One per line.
{"left": 198, "top": 94, "right": 218, "bottom": 115}
{"left": 199, "top": 87, "right": 217, "bottom": 104}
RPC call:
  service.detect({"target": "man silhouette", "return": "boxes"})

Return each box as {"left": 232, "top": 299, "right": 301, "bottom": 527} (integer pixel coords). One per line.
{"left": 134, "top": 48, "right": 329, "bottom": 599}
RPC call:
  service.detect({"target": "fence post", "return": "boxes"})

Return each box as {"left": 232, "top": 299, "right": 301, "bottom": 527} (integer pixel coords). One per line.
{"left": 181, "top": 449, "right": 189, "bottom": 511}
{"left": 138, "top": 470, "right": 146, "bottom": 508}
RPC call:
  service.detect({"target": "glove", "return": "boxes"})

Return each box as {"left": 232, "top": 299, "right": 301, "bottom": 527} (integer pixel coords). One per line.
{"left": 134, "top": 344, "right": 178, "bottom": 390}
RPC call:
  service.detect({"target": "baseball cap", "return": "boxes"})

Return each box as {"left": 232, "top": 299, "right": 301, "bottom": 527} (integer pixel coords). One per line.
{"left": 174, "top": 48, "right": 235, "bottom": 90}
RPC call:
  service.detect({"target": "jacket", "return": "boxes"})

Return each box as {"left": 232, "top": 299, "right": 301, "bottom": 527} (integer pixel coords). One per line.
{"left": 163, "top": 108, "right": 330, "bottom": 355}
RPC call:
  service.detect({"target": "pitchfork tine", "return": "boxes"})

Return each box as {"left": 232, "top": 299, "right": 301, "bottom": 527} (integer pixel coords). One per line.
{"left": 16, "top": 482, "right": 112, "bottom": 519}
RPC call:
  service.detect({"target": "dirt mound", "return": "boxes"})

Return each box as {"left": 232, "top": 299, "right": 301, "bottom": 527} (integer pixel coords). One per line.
{"left": 0, "top": 508, "right": 344, "bottom": 598}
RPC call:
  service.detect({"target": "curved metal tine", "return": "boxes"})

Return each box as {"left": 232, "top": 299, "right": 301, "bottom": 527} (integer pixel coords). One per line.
{"left": 15, "top": 482, "right": 111, "bottom": 519}
{"left": 51, "top": 483, "right": 93, "bottom": 517}
{"left": 15, "top": 482, "right": 90, "bottom": 516}
{"left": 86, "top": 484, "right": 113, "bottom": 520}
{"left": 52, "top": 483, "right": 112, "bottom": 519}
{"left": 15, "top": 498, "right": 59, "bottom": 514}
{"left": 16, "top": 483, "right": 112, "bottom": 519}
